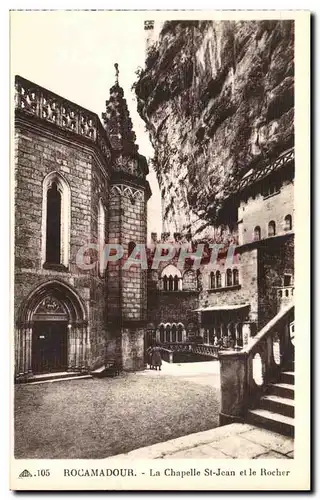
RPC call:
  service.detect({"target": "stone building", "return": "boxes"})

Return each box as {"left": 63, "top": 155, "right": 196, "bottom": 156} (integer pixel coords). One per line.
{"left": 146, "top": 148, "right": 294, "bottom": 349}
{"left": 14, "top": 71, "right": 151, "bottom": 382}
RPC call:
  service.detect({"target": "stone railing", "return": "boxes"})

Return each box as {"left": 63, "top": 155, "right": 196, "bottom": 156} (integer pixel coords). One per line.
{"left": 159, "top": 347, "right": 173, "bottom": 363}
{"left": 14, "top": 75, "right": 111, "bottom": 161}
{"left": 159, "top": 342, "right": 219, "bottom": 359}
{"left": 219, "top": 304, "right": 294, "bottom": 425}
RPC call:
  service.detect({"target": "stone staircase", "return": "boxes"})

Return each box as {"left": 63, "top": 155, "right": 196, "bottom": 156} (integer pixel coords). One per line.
{"left": 248, "top": 364, "right": 294, "bottom": 437}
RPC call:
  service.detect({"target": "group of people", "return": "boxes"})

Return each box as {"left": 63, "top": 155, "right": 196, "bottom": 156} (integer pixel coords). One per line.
{"left": 146, "top": 345, "right": 162, "bottom": 370}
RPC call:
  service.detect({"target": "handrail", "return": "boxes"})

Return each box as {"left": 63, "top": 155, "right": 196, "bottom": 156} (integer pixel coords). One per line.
{"left": 241, "top": 304, "right": 294, "bottom": 354}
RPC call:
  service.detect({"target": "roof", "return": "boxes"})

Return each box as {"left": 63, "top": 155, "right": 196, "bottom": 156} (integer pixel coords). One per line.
{"left": 235, "top": 148, "right": 294, "bottom": 193}
{"left": 194, "top": 304, "right": 250, "bottom": 312}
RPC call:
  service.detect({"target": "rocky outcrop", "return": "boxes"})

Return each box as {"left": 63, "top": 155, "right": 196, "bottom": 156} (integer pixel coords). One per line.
{"left": 135, "top": 20, "right": 294, "bottom": 237}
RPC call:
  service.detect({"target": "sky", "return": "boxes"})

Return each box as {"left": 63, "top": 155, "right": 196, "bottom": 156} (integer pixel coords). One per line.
{"left": 10, "top": 10, "right": 162, "bottom": 237}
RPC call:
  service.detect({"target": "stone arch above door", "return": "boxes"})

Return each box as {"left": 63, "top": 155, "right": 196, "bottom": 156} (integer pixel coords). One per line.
{"left": 15, "top": 280, "right": 88, "bottom": 381}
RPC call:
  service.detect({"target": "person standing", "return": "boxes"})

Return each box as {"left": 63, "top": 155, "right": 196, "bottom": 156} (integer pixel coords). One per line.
{"left": 151, "top": 344, "right": 162, "bottom": 371}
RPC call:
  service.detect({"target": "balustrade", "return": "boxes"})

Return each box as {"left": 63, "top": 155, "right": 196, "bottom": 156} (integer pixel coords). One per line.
{"left": 219, "top": 304, "right": 294, "bottom": 425}
{"left": 15, "top": 76, "right": 111, "bottom": 161}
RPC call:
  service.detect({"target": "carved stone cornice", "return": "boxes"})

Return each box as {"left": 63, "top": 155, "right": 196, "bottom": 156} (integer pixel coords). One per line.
{"left": 15, "top": 75, "right": 112, "bottom": 163}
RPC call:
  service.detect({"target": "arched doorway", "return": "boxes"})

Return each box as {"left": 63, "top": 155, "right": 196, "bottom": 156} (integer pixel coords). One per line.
{"left": 16, "top": 280, "right": 88, "bottom": 381}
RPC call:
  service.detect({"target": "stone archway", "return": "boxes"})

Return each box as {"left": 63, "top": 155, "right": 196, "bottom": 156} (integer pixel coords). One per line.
{"left": 15, "top": 280, "right": 88, "bottom": 381}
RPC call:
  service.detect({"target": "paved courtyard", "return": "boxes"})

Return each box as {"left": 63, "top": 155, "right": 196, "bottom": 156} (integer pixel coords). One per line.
{"left": 15, "top": 361, "right": 221, "bottom": 459}
{"left": 111, "top": 423, "right": 294, "bottom": 459}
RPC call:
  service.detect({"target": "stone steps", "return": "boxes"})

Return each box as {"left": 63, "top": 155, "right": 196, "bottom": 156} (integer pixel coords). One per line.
{"left": 247, "top": 365, "right": 294, "bottom": 437}
{"left": 248, "top": 408, "right": 294, "bottom": 437}
{"left": 260, "top": 394, "right": 294, "bottom": 418}
{"left": 24, "top": 371, "right": 91, "bottom": 384}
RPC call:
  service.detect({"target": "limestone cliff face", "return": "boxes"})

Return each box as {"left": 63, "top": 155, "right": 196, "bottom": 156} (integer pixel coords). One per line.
{"left": 135, "top": 20, "right": 294, "bottom": 238}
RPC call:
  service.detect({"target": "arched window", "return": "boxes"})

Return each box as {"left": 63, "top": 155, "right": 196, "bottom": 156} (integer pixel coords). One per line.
{"left": 284, "top": 214, "right": 292, "bottom": 231}
{"left": 159, "top": 324, "right": 165, "bottom": 343}
{"left": 226, "top": 269, "right": 232, "bottom": 287}
{"left": 171, "top": 324, "right": 177, "bottom": 342}
{"left": 98, "top": 199, "right": 106, "bottom": 275}
{"left": 168, "top": 275, "right": 174, "bottom": 291}
{"left": 163, "top": 276, "right": 168, "bottom": 291}
{"left": 161, "top": 265, "right": 182, "bottom": 291}
{"left": 268, "top": 221, "right": 276, "bottom": 237}
{"left": 216, "top": 270, "right": 222, "bottom": 288}
{"left": 46, "top": 182, "right": 61, "bottom": 264}
{"left": 233, "top": 268, "right": 239, "bottom": 286}
{"left": 210, "top": 272, "right": 215, "bottom": 289}
{"left": 165, "top": 324, "right": 171, "bottom": 343}
{"left": 128, "top": 241, "right": 136, "bottom": 257}
{"left": 173, "top": 275, "right": 179, "bottom": 291}
{"left": 42, "top": 171, "right": 70, "bottom": 268}
{"left": 254, "top": 226, "right": 261, "bottom": 241}
{"left": 177, "top": 323, "right": 183, "bottom": 342}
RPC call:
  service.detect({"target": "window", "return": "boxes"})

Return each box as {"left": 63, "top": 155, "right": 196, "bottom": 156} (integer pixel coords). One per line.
{"left": 46, "top": 182, "right": 61, "bottom": 264}
{"left": 173, "top": 275, "right": 179, "bottom": 291}
{"left": 210, "top": 272, "right": 215, "bottom": 289}
{"left": 161, "top": 264, "right": 182, "bottom": 291}
{"left": 98, "top": 199, "right": 106, "bottom": 275}
{"left": 284, "top": 214, "right": 292, "bottom": 231}
{"left": 254, "top": 226, "right": 261, "bottom": 241}
{"left": 128, "top": 241, "right": 136, "bottom": 257}
{"left": 177, "top": 323, "right": 183, "bottom": 342}
{"left": 159, "top": 324, "right": 165, "bottom": 343}
{"left": 165, "top": 324, "right": 171, "bottom": 343}
{"left": 171, "top": 324, "right": 177, "bottom": 342}
{"left": 216, "top": 271, "right": 222, "bottom": 288}
{"left": 233, "top": 268, "right": 239, "bottom": 285}
{"left": 268, "top": 221, "right": 276, "bottom": 237}
{"left": 42, "top": 171, "right": 70, "bottom": 268}
{"left": 284, "top": 274, "right": 292, "bottom": 286}
{"left": 226, "top": 269, "right": 232, "bottom": 287}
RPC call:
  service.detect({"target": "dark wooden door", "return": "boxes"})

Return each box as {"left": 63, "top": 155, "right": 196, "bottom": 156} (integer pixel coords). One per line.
{"left": 32, "top": 322, "right": 68, "bottom": 374}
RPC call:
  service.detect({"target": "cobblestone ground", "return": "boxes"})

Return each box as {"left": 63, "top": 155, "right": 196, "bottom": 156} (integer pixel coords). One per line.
{"left": 15, "top": 363, "right": 220, "bottom": 459}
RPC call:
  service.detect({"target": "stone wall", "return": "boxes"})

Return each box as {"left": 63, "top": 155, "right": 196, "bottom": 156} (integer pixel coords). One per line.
{"left": 238, "top": 177, "right": 294, "bottom": 245}
{"left": 258, "top": 234, "right": 294, "bottom": 327}
{"left": 14, "top": 118, "right": 109, "bottom": 370}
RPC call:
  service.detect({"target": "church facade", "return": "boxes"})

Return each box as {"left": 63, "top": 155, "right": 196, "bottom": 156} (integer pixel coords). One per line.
{"left": 14, "top": 72, "right": 151, "bottom": 382}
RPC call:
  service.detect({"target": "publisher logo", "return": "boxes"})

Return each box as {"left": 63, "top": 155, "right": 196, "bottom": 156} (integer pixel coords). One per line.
{"left": 18, "top": 469, "right": 32, "bottom": 478}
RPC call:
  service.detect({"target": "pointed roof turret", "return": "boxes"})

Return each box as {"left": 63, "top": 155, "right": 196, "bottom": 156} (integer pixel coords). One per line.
{"left": 102, "top": 63, "right": 138, "bottom": 154}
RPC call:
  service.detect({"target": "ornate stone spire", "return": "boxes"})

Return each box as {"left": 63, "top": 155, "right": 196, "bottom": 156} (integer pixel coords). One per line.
{"left": 102, "top": 63, "right": 138, "bottom": 154}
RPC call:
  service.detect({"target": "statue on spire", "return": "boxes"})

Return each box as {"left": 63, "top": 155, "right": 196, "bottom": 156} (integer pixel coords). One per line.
{"left": 114, "top": 63, "right": 119, "bottom": 85}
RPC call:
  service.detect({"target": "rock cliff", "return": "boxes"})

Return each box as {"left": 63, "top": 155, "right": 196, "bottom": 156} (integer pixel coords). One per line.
{"left": 135, "top": 20, "right": 294, "bottom": 239}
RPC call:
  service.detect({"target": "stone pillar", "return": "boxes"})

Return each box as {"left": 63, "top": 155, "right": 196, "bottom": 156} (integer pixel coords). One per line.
{"left": 26, "top": 326, "right": 32, "bottom": 375}
{"left": 219, "top": 350, "right": 247, "bottom": 425}
{"left": 242, "top": 322, "right": 251, "bottom": 347}
{"left": 67, "top": 323, "right": 75, "bottom": 371}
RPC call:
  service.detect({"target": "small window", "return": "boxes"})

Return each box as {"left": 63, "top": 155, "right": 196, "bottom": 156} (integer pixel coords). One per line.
{"left": 165, "top": 324, "right": 171, "bottom": 343}
{"left": 284, "top": 214, "right": 292, "bottom": 231}
{"left": 159, "top": 325, "right": 165, "bottom": 343}
{"left": 268, "top": 221, "right": 276, "bottom": 237}
{"left": 233, "top": 268, "right": 239, "bottom": 286}
{"left": 226, "top": 269, "right": 232, "bottom": 287}
{"left": 46, "top": 182, "right": 61, "bottom": 264}
{"left": 168, "top": 275, "right": 174, "bottom": 291}
{"left": 210, "top": 272, "right": 215, "bottom": 289}
{"left": 216, "top": 271, "right": 222, "bottom": 288}
{"left": 284, "top": 274, "right": 292, "bottom": 286}
{"left": 128, "top": 241, "right": 136, "bottom": 257}
{"left": 173, "top": 275, "right": 179, "bottom": 291}
{"left": 171, "top": 324, "right": 177, "bottom": 342}
{"left": 163, "top": 276, "right": 168, "bottom": 291}
{"left": 254, "top": 226, "right": 261, "bottom": 241}
{"left": 177, "top": 324, "right": 183, "bottom": 342}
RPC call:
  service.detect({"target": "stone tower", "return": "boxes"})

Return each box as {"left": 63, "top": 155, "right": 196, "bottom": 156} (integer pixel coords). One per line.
{"left": 102, "top": 64, "right": 151, "bottom": 371}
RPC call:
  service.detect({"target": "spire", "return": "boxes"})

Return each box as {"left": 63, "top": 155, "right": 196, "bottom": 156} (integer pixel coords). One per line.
{"left": 102, "top": 63, "right": 138, "bottom": 154}
{"left": 114, "top": 62, "right": 119, "bottom": 85}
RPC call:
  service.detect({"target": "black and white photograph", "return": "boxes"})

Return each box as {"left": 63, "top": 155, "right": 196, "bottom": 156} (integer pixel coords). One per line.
{"left": 9, "top": 9, "right": 310, "bottom": 491}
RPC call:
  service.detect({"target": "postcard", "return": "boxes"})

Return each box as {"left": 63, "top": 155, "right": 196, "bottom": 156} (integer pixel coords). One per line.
{"left": 9, "top": 9, "right": 310, "bottom": 491}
